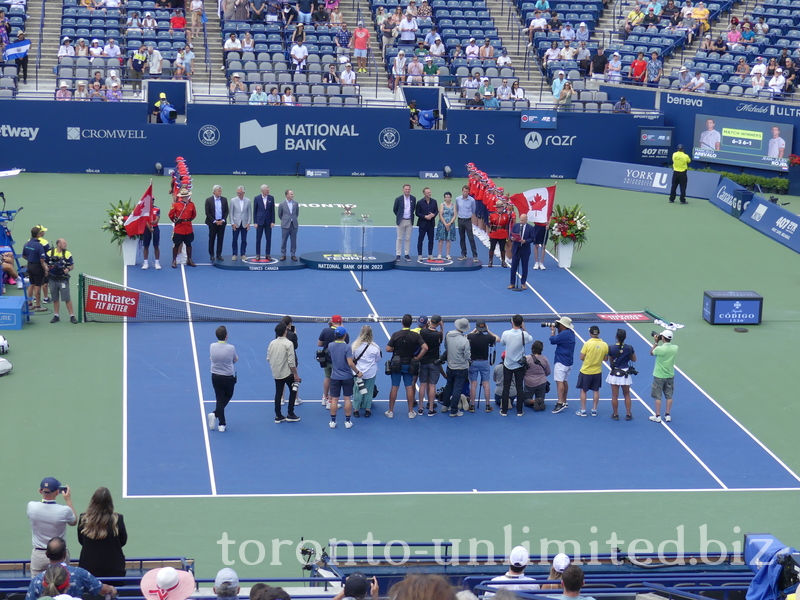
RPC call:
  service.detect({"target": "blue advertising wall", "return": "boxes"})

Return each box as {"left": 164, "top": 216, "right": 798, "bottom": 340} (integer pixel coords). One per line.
{"left": 577, "top": 158, "right": 721, "bottom": 199}
{"left": 739, "top": 194, "right": 800, "bottom": 253}
{"left": 0, "top": 101, "right": 661, "bottom": 177}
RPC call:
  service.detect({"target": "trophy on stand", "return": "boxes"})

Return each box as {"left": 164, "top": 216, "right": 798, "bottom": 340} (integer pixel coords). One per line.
{"left": 355, "top": 213, "right": 373, "bottom": 293}
{"left": 340, "top": 204, "right": 357, "bottom": 256}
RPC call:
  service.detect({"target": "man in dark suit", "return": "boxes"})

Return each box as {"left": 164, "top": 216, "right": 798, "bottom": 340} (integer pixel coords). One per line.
{"left": 508, "top": 213, "right": 535, "bottom": 290}
{"left": 392, "top": 184, "right": 416, "bottom": 261}
{"left": 252, "top": 184, "right": 276, "bottom": 260}
{"left": 205, "top": 185, "right": 229, "bottom": 262}
{"left": 278, "top": 189, "right": 300, "bottom": 261}
{"left": 414, "top": 187, "right": 437, "bottom": 261}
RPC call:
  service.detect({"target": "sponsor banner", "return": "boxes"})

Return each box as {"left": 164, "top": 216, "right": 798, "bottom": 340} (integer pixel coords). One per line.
{"left": 708, "top": 177, "right": 765, "bottom": 217}
{"left": 739, "top": 195, "right": 800, "bottom": 254}
{"left": 0, "top": 101, "right": 657, "bottom": 177}
{"left": 576, "top": 158, "right": 720, "bottom": 199}
{"left": 520, "top": 110, "right": 558, "bottom": 129}
{"left": 305, "top": 169, "right": 330, "bottom": 178}
{"left": 86, "top": 285, "right": 140, "bottom": 317}
{"left": 596, "top": 312, "right": 650, "bottom": 322}
{"left": 419, "top": 171, "right": 444, "bottom": 179}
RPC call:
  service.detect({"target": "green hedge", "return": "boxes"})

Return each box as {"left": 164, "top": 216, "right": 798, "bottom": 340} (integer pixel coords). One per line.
{"left": 692, "top": 167, "right": 789, "bottom": 192}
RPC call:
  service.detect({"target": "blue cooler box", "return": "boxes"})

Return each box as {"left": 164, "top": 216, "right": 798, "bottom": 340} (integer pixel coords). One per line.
{"left": 0, "top": 296, "right": 26, "bottom": 330}
{"left": 703, "top": 291, "right": 763, "bottom": 325}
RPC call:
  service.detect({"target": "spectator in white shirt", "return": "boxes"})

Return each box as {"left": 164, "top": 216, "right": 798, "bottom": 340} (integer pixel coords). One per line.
{"left": 340, "top": 62, "right": 357, "bottom": 84}
{"left": 106, "top": 69, "right": 123, "bottom": 89}
{"left": 142, "top": 12, "right": 157, "bottom": 33}
{"left": 751, "top": 70, "right": 765, "bottom": 93}
{"left": 769, "top": 68, "right": 785, "bottom": 96}
{"left": 559, "top": 40, "right": 577, "bottom": 60}
{"left": 398, "top": 13, "right": 418, "bottom": 44}
{"left": 497, "top": 49, "right": 512, "bottom": 67}
{"left": 686, "top": 70, "right": 706, "bottom": 92}
{"left": 496, "top": 78, "right": 512, "bottom": 100}
{"left": 465, "top": 38, "right": 480, "bottom": 60}
{"left": 527, "top": 10, "right": 547, "bottom": 46}
{"left": 429, "top": 37, "right": 446, "bottom": 57}
{"left": 751, "top": 56, "right": 767, "bottom": 77}
{"left": 103, "top": 38, "right": 122, "bottom": 65}
{"left": 58, "top": 37, "right": 75, "bottom": 61}
{"left": 290, "top": 40, "right": 309, "bottom": 71}
{"left": 224, "top": 32, "right": 242, "bottom": 52}
{"left": 543, "top": 40, "right": 560, "bottom": 65}
{"left": 147, "top": 45, "right": 164, "bottom": 78}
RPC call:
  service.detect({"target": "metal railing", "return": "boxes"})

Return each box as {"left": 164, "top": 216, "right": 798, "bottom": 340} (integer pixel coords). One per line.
{"left": 202, "top": 18, "right": 212, "bottom": 95}
{"left": 34, "top": 0, "right": 46, "bottom": 91}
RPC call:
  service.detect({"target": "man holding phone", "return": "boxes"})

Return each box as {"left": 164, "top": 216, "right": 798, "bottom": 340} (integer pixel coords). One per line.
{"left": 27, "top": 477, "right": 77, "bottom": 576}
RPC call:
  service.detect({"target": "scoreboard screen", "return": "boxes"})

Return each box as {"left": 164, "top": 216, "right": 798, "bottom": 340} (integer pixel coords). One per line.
{"left": 692, "top": 114, "right": 793, "bottom": 172}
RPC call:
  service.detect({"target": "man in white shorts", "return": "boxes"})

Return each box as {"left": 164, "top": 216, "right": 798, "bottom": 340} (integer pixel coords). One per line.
{"left": 549, "top": 316, "right": 576, "bottom": 414}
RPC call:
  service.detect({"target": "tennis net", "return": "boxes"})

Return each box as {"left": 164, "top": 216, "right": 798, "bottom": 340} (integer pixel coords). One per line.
{"left": 78, "top": 273, "right": 655, "bottom": 325}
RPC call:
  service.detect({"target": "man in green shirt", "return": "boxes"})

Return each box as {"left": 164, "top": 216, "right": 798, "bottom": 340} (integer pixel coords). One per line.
{"left": 649, "top": 329, "right": 678, "bottom": 423}
{"left": 669, "top": 143, "right": 691, "bottom": 204}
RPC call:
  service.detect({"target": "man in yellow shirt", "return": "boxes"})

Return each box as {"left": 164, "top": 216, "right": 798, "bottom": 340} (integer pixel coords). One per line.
{"left": 622, "top": 5, "right": 644, "bottom": 37}
{"left": 669, "top": 144, "right": 691, "bottom": 204}
{"left": 576, "top": 325, "right": 608, "bottom": 417}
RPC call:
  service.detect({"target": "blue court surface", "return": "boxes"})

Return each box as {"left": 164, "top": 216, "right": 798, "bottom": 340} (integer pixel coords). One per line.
{"left": 122, "top": 226, "right": 800, "bottom": 498}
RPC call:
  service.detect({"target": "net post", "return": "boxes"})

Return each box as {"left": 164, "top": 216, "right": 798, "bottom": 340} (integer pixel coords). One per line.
{"left": 77, "top": 273, "right": 84, "bottom": 323}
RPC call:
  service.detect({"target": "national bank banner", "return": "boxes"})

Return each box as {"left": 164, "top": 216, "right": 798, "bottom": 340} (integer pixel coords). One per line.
{"left": 739, "top": 195, "right": 800, "bottom": 254}
{"left": 576, "top": 158, "right": 720, "bottom": 199}
{"left": 0, "top": 101, "right": 659, "bottom": 177}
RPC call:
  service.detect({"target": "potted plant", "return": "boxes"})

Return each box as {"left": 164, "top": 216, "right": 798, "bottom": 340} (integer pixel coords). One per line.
{"left": 102, "top": 199, "right": 140, "bottom": 265}
{"left": 549, "top": 204, "right": 589, "bottom": 269}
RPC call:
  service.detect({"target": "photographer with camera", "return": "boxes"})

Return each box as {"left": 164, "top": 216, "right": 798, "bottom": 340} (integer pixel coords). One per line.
{"left": 385, "top": 314, "right": 428, "bottom": 419}
{"left": 606, "top": 328, "right": 637, "bottom": 421}
{"left": 441, "top": 318, "right": 472, "bottom": 417}
{"left": 318, "top": 315, "right": 349, "bottom": 409}
{"left": 268, "top": 322, "right": 302, "bottom": 424}
{"left": 326, "top": 326, "right": 361, "bottom": 429}
{"left": 46, "top": 239, "right": 78, "bottom": 324}
{"left": 649, "top": 329, "right": 678, "bottom": 423}
{"left": 351, "top": 326, "right": 382, "bottom": 418}
{"left": 548, "top": 317, "right": 576, "bottom": 414}
{"left": 27, "top": 477, "right": 77, "bottom": 576}
{"left": 575, "top": 325, "right": 608, "bottom": 417}
{"left": 417, "top": 315, "right": 444, "bottom": 416}
{"left": 500, "top": 315, "right": 533, "bottom": 416}
{"left": 468, "top": 319, "right": 499, "bottom": 412}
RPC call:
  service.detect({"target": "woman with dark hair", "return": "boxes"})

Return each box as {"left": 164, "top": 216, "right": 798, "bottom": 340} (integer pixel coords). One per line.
{"left": 523, "top": 340, "right": 551, "bottom": 411}
{"left": 390, "top": 574, "right": 457, "bottom": 600}
{"left": 78, "top": 487, "right": 128, "bottom": 577}
{"left": 606, "top": 328, "right": 637, "bottom": 421}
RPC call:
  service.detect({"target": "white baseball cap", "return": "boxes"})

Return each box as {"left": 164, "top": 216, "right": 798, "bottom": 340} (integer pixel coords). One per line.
{"left": 510, "top": 546, "right": 529, "bottom": 567}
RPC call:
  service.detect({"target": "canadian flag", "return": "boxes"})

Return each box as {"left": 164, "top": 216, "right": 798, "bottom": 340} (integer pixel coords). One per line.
{"left": 124, "top": 184, "right": 154, "bottom": 237}
{"left": 509, "top": 186, "right": 556, "bottom": 225}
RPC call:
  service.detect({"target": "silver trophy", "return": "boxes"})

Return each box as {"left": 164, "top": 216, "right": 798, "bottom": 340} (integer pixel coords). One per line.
{"left": 342, "top": 204, "right": 355, "bottom": 216}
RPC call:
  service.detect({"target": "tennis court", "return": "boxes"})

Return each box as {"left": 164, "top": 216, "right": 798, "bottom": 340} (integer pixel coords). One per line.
{"left": 3, "top": 173, "right": 800, "bottom": 574}
{"left": 118, "top": 224, "right": 800, "bottom": 498}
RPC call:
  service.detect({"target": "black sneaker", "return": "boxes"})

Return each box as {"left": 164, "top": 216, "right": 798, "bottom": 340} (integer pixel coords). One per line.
{"left": 625, "top": 413, "right": 633, "bottom": 421}
{"left": 551, "top": 403, "right": 567, "bottom": 414}
{"left": 275, "top": 415, "right": 286, "bottom": 423}
{"left": 427, "top": 407, "right": 437, "bottom": 416}
{"left": 417, "top": 408, "right": 424, "bottom": 415}
{"left": 364, "top": 409, "right": 371, "bottom": 418}
{"left": 404, "top": 254, "right": 411, "bottom": 261}
{"left": 50, "top": 315, "right": 60, "bottom": 323}
{"left": 353, "top": 410, "right": 360, "bottom": 418}
{"left": 286, "top": 414, "right": 301, "bottom": 422}
{"left": 611, "top": 413, "right": 619, "bottom": 421}
{"left": 70, "top": 316, "right": 78, "bottom": 324}
{"left": 43, "top": 297, "right": 52, "bottom": 304}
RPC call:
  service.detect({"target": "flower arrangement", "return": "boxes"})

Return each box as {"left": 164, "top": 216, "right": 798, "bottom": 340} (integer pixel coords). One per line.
{"left": 549, "top": 204, "right": 589, "bottom": 251}
{"left": 789, "top": 154, "right": 800, "bottom": 167}
{"left": 102, "top": 199, "right": 137, "bottom": 246}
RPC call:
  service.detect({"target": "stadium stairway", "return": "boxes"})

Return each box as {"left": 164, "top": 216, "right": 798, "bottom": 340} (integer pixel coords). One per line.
{"left": 17, "top": 0, "right": 60, "bottom": 97}
{"left": 342, "top": 0, "right": 395, "bottom": 101}
{"left": 489, "top": 0, "right": 548, "bottom": 97}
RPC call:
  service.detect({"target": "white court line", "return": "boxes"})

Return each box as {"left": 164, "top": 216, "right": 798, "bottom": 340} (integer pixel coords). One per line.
{"left": 518, "top": 272, "right": 728, "bottom": 490}
{"left": 181, "top": 265, "right": 218, "bottom": 496}
{"left": 123, "top": 485, "right": 800, "bottom": 499}
{"left": 547, "top": 249, "right": 800, "bottom": 485}
{"left": 349, "top": 270, "right": 391, "bottom": 340}
{"left": 122, "top": 266, "right": 129, "bottom": 498}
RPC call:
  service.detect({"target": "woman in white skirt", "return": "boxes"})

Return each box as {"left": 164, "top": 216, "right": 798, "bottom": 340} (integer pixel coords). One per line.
{"left": 606, "top": 328, "right": 636, "bottom": 421}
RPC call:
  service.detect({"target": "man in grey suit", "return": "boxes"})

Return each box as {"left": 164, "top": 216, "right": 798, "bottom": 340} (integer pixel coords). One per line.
{"left": 278, "top": 189, "right": 300, "bottom": 261}
{"left": 230, "top": 185, "right": 252, "bottom": 261}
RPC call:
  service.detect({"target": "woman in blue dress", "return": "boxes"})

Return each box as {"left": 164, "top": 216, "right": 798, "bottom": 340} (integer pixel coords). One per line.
{"left": 435, "top": 191, "right": 457, "bottom": 259}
